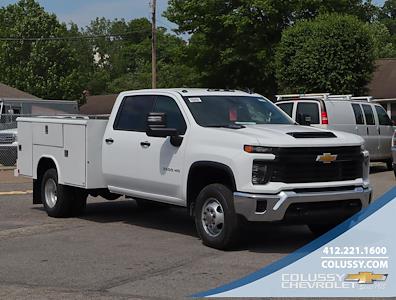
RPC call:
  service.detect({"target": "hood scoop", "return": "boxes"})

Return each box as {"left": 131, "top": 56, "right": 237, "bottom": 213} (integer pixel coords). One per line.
{"left": 287, "top": 132, "right": 337, "bottom": 138}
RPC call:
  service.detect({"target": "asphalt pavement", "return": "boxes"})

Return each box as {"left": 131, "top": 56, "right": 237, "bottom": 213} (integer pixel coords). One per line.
{"left": 0, "top": 166, "right": 394, "bottom": 299}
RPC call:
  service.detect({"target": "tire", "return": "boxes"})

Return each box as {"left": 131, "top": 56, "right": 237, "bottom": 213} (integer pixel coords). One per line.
{"left": 194, "top": 184, "right": 240, "bottom": 250}
{"left": 41, "top": 168, "right": 86, "bottom": 218}
{"left": 70, "top": 189, "right": 87, "bottom": 217}
{"left": 386, "top": 159, "right": 393, "bottom": 171}
{"left": 308, "top": 223, "right": 339, "bottom": 238}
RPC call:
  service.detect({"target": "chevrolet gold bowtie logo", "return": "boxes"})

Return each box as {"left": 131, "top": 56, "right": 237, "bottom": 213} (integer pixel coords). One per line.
{"left": 345, "top": 272, "right": 388, "bottom": 284}
{"left": 316, "top": 153, "right": 337, "bottom": 164}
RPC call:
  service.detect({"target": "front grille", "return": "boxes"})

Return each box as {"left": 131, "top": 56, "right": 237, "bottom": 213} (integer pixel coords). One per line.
{"left": 0, "top": 133, "right": 15, "bottom": 144}
{"left": 269, "top": 146, "right": 363, "bottom": 183}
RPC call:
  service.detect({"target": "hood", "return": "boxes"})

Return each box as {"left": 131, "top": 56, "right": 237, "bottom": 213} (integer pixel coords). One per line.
{"left": 0, "top": 128, "right": 17, "bottom": 135}
{"left": 239, "top": 124, "right": 363, "bottom": 147}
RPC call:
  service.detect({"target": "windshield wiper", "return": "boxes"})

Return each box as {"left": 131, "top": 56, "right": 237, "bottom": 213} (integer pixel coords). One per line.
{"left": 206, "top": 124, "right": 246, "bottom": 129}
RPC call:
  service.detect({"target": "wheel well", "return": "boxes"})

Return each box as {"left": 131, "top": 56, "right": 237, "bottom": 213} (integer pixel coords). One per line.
{"left": 33, "top": 158, "right": 57, "bottom": 204}
{"left": 187, "top": 162, "right": 236, "bottom": 215}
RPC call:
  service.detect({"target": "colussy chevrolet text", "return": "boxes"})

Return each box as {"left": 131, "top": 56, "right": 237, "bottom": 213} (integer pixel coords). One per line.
{"left": 16, "top": 89, "right": 372, "bottom": 249}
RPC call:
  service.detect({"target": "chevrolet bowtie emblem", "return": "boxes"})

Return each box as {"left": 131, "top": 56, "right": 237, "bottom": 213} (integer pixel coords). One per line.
{"left": 345, "top": 272, "right": 388, "bottom": 284}
{"left": 316, "top": 153, "right": 337, "bottom": 164}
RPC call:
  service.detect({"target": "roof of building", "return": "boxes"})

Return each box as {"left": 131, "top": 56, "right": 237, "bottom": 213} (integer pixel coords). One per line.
{"left": 79, "top": 94, "right": 118, "bottom": 115}
{"left": 368, "top": 59, "right": 396, "bottom": 100}
{"left": 0, "top": 83, "right": 39, "bottom": 99}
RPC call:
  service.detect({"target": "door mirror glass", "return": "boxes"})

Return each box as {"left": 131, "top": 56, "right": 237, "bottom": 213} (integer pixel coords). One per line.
{"left": 146, "top": 112, "right": 178, "bottom": 137}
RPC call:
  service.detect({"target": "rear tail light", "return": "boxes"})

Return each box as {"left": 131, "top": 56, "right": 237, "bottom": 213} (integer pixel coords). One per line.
{"left": 321, "top": 111, "right": 328, "bottom": 125}
{"left": 393, "top": 131, "right": 396, "bottom": 147}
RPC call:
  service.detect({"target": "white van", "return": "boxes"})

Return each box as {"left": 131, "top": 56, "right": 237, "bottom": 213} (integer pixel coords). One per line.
{"left": 276, "top": 94, "right": 395, "bottom": 169}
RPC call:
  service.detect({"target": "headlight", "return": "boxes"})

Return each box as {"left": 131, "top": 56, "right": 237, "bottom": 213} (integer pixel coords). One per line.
{"left": 360, "top": 144, "right": 365, "bottom": 152}
{"left": 252, "top": 161, "right": 270, "bottom": 185}
{"left": 13, "top": 134, "right": 17, "bottom": 142}
{"left": 244, "top": 145, "right": 273, "bottom": 154}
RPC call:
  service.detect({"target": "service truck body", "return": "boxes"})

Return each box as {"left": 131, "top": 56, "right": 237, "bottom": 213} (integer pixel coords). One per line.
{"left": 17, "top": 89, "right": 372, "bottom": 249}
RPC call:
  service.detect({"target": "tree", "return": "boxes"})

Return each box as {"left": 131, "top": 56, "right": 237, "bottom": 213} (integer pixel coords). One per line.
{"left": 165, "top": 0, "right": 379, "bottom": 96}
{"left": 365, "top": 22, "right": 396, "bottom": 58}
{"left": 275, "top": 14, "right": 375, "bottom": 95}
{"left": 84, "top": 18, "right": 199, "bottom": 94}
{"left": 0, "top": 0, "right": 92, "bottom": 101}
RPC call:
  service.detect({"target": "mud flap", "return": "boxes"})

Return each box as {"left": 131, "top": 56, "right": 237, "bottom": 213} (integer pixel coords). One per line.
{"left": 33, "top": 179, "right": 42, "bottom": 204}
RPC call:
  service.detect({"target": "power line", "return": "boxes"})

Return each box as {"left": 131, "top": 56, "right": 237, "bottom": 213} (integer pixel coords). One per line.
{"left": 0, "top": 31, "right": 152, "bottom": 42}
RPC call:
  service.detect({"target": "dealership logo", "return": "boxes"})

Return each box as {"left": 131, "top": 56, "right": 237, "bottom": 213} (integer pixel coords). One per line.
{"left": 344, "top": 272, "right": 388, "bottom": 284}
{"left": 316, "top": 153, "right": 338, "bottom": 164}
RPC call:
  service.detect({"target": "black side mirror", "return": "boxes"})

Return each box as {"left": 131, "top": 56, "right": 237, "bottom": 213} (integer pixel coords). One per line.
{"left": 146, "top": 112, "right": 178, "bottom": 138}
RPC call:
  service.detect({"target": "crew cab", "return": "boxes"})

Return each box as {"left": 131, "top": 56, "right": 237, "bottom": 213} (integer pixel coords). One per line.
{"left": 17, "top": 89, "right": 372, "bottom": 249}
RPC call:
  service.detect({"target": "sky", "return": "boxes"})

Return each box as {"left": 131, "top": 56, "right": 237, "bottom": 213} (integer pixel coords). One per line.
{"left": 0, "top": 0, "right": 176, "bottom": 30}
{"left": 0, "top": 0, "right": 387, "bottom": 31}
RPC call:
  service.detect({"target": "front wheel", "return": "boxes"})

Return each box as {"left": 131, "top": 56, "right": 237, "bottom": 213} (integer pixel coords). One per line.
{"left": 194, "top": 184, "right": 240, "bottom": 250}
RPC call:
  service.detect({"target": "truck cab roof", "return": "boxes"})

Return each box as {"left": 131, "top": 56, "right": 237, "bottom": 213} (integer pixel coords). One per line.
{"left": 120, "top": 88, "right": 259, "bottom": 98}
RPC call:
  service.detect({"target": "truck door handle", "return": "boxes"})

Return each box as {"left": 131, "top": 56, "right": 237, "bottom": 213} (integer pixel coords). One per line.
{"left": 140, "top": 141, "right": 151, "bottom": 148}
{"left": 105, "top": 138, "right": 114, "bottom": 144}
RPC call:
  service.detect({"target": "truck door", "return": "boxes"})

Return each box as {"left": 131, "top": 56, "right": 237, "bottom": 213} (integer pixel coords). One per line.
{"left": 362, "top": 104, "right": 380, "bottom": 160}
{"left": 136, "top": 95, "right": 188, "bottom": 204}
{"left": 102, "top": 95, "right": 155, "bottom": 193}
{"left": 374, "top": 105, "right": 394, "bottom": 160}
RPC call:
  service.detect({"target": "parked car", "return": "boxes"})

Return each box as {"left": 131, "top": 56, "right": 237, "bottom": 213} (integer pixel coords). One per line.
{"left": 17, "top": 89, "right": 372, "bottom": 249}
{"left": 392, "top": 130, "right": 396, "bottom": 178}
{"left": 0, "top": 99, "right": 79, "bottom": 166}
{"left": 0, "top": 128, "right": 17, "bottom": 166}
{"left": 276, "top": 94, "right": 395, "bottom": 169}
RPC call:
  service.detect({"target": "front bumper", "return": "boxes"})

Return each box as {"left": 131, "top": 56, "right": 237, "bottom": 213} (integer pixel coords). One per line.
{"left": 234, "top": 186, "right": 372, "bottom": 222}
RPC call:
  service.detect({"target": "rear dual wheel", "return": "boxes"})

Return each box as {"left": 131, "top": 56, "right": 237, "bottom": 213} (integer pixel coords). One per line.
{"left": 41, "top": 168, "right": 87, "bottom": 218}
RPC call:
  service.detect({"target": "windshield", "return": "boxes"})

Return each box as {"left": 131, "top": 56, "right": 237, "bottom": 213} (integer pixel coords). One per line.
{"left": 183, "top": 96, "right": 293, "bottom": 127}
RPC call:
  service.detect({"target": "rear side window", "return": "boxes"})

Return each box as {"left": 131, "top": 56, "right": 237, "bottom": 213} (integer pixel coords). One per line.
{"left": 375, "top": 106, "right": 393, "bottom": 126}
{"left": 362, "top": 104, "right": 375, "bottom": 125}
{"left": 351, "top": 104, "right": 365, "bottom": 125}
{"left": 114, "top": 95, "right": 154, "bottom": 131}
{"left": 153, "top": 96, "right": 187, "bottom": 134}
{"left": 277, "top": 103, "right": 293, "bottom": 117}
{"left": 296, "top": 102, "right": 320, "bottom": 124}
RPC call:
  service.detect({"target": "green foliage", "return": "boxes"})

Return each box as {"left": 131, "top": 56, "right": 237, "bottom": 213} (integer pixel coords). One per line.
{"left": 365, "top": 22, "right": 396, "bottom": 58}
{"left": 165, "top": 0, "right": 379, "bottom": 95}
{"left": 84, "top": 18, "right": 199, "bottom": 95}
{"left": 0, "top": 0, "right": 92, "bottom": 101}
{"left": 275, "top": 14, "right": 375, "bottom": 95}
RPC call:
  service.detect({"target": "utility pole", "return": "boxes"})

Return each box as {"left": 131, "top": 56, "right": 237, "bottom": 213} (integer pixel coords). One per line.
{"left": 151, "top": 0, "right": 157, "bottom": 89}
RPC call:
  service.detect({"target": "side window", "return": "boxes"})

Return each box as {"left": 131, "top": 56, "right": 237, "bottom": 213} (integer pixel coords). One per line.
{"left": 114, "top": 95, "right": 154, "bottom": 131}
{"left": 362, "top": 104, "right": 375, "bottom": 125}
{"left": 154, "top": 96, "right": 187, "bottom": 135}
{"left": 296, "top": 102, "right": 320, "bottom": 124}
{"left": 375, "top": 105, "right": 393, "bottom": 126}
{"left": 277, "top": 103, "right": 293, "bottom": 117}
{"left": 351, "top": 103, "right": 365, "bottom": 125}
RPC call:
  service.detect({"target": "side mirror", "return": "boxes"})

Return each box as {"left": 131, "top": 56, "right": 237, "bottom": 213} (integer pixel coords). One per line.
{"left": 146, "top": 112, "right": 178, "bottom": 138}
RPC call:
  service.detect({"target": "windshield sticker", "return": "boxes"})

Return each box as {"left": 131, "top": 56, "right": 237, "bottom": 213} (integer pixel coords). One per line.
{"left": 188, "top": 97, "right": 202, "bottom": 103}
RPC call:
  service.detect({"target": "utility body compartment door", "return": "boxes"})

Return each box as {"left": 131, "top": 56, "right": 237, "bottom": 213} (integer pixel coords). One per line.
{"left": 62, "top": 124, "right": 86, "bottom": 186}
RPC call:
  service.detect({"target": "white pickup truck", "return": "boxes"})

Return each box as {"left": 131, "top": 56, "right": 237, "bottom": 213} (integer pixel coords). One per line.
{"left": 17, "top": 89, "right": 372, "bottom": 249}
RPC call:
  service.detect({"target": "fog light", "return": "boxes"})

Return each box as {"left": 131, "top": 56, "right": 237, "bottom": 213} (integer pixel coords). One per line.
{"left": 256, "top": 200, "right": 267, "bottom": 213}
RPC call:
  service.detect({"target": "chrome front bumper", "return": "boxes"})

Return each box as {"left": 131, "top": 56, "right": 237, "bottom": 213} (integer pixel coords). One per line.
{"left": 234, "top": 186, "right": 372, "bottom": 222}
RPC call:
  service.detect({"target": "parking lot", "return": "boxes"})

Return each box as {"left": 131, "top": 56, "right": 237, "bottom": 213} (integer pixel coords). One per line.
{"left": 0, "top": 166, "right": 394, "bottom": 299}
